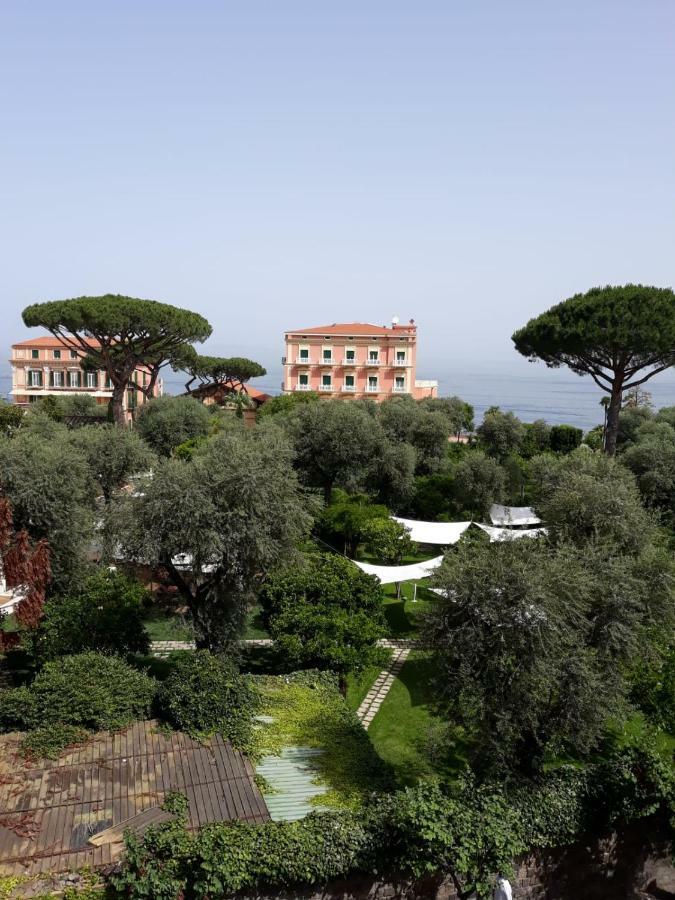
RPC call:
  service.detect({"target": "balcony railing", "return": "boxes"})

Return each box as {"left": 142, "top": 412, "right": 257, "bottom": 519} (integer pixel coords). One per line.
{"left": 366, "top": 358, "right": 382, "bottom": 365}
{"left": 394, "top": 358, "right": 409, "bottom": 366}
{"left": 295, "top": 356, "right": 312, "bottom": 364}
{"left": 342, "top": 383, "right": 356, "bottom": 392}
{"left": 366, "top": 385, "right": 379, "bottom": 393}
{"left": 392, "top": 385, "right": 407, "bottom": 393}
{"left": 296, "top": 383, "right": 311, "bottom": 391}
{"left": 342, "top": 357, "right": 357, "bottom": 366}
{"left": 319, "top": 383, "right": 334, "bottom": 392}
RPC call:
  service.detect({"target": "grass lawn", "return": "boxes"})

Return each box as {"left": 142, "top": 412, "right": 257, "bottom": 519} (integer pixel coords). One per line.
{"left": 251, "top": 672, "right": 391, "bottom": 808}
{"left": 368, "top": 651, "right": 469, "bottom": 785}
{"left": 243, "top": 604, "right": 270, "bottom": 640}
{"left": 381, "top": 582, "right": 438, "bottom": 638}
{"left": 142, "top": 607, "right": 194, "bottom": 642}
{"left": 345, "top": 659, "right": 390, "bottom": 712}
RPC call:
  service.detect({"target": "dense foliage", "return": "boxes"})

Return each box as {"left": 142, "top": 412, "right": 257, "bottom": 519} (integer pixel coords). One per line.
{"left": 29, "top": 569, "right": 150, "bottom": 662}
{"left": 0, "top": 652, "right": 155, "bottom": 733}
{"left": 112, "top": 423, "right": 314, "bottom": 649}
{"left": 259, "top": 555, "right": 386, "bottom": 672}
{"left": 157, "top": 650, "right": 256, "bottom": 746}
{"left": 134, "top": 395, "right": 212, "bottom": 457}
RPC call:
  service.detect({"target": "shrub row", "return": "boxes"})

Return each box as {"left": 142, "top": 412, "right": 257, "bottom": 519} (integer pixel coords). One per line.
{"left": 0, "top": 650, "right": 256, "bottom": 757}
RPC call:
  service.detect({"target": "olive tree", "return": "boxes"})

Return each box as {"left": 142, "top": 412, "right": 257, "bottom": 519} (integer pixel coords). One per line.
{"left": 22, "top": 295, "right": 212, "bottom": 425}
{"left": 70, "top": 424, "right": 156, "bottom": 502}
{"left": 513, "top": 285, "right": 675, "bottom": 455}
{"left": 111, "top": 424, "right": 314, "bottom": 649}
{"left": 134, "top": 395, "right": 212, "bottom": 457}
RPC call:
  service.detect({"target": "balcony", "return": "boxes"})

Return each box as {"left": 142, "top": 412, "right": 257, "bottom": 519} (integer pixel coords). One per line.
{"left": 366, "top": 385, "right": 379, "bottom": 393}
{"left": 319, "top": 383, "right": 334, "bottom": 392}
{"left": 366, "top": 358, "right": 382, "bottom": 366}
{"left": 296, "top": 383, "right": 311, "bottom": 391}
{"left": 342, "top": 357, "right": 357, "bottom": 366}
{"left": 295, "top": 356, "right": 312, "bottom": 364}
{"left": 393, "top": 358, "right": 409, "bottom": 367}
{"left": 392, "top": 385, "right": 407, "bottom": 393}
{"left": 342, "top": 383, "right": 356, "bottom": 392}
{"left": 281, "top": 356, "right": 287, "bottom": 365}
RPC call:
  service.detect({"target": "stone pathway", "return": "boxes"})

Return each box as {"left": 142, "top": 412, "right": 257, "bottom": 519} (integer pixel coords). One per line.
{"left": 150, "top": 637, "right": 418, "bottom": 656}
{"left": 355, "top": 645, "right": 410, "bottom": 729}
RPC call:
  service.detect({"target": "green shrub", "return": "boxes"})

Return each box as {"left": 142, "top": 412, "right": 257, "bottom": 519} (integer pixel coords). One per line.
{"left": 21, "top": 724, "right": 89, "bottom": 760}
{"left": 260, "top": 555, "right": 386, "bottom": 673}
{"left": 25, "top": 652, "right": 155, "bottom": 731}
{"left": 549, "top": 424, "right": 583, "bottom": 454}
{"left": 157, "top": 651, "right": 256, "bottom": 746}
{"left": 30, "top": 569, "right": 150, "bottom": 663}
{"left": 134, "top": 396, "right": 211, "bottom": 458}
{"left": 0, "top": 686, "right": 35, "bottom": 731}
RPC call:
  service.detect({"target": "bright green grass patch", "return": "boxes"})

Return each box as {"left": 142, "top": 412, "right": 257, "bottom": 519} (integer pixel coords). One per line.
{"left": 142, "top": 607, "right": 194, "bottom": 642}
{"left": 368, "top": 651, "right": 469, "bottom": 786}
{"left": 381, "top": 582, "right": 438, "bottom": 638}
{"left": 250, "top": 672, "right": 391, "bottom": 809}
{"left": 344, "top": 658, "right": 390, "bottom": 712}
{"left": 243, "top": 604, "right": 270, "bottom": 640}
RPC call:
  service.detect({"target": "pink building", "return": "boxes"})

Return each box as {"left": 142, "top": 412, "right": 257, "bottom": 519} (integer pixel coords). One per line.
{"left": 282, "top": 319, "right": 438, "bottom": 401}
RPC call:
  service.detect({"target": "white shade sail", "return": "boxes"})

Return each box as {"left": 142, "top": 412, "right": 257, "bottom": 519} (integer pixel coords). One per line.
{"left": 476, "top": 524, "right": 548, "bottom": 542}
{"left": 354, "top": 555, "right": 444, "bottom": 585}
{"left": 392, "top": 517, "right": 472, "bottom": 545}
{"left": 489, "top": 504, "right": 541, "bottom": 527}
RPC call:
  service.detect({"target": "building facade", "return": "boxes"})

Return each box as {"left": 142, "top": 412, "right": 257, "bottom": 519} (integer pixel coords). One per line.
{"left": 282, "top": 320, "right": 438, "bottom": 400}
{"left": 9, "top": 336, "right": 162, "bottom": 414}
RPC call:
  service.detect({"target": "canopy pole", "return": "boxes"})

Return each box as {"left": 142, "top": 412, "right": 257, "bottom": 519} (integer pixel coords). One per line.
{"left": 413, "top": 582, "right": 418, "bottom": 603}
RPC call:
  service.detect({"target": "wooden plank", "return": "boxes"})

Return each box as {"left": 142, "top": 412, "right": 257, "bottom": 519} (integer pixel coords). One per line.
{"left": 88, "top": 806, "right": 174, "bottom": 847}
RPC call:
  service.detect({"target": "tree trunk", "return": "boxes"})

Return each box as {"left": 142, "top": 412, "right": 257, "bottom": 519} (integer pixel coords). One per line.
{"left": 110, "top": 382, "right": 127, "bottom": 426}
{"left": 604, "top": 379, "right": 624, "bottom": 456}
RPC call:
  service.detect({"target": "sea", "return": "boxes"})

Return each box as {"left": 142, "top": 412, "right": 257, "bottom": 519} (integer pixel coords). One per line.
{"left": 3, "top": 358, "right": 675, "bottom": 433}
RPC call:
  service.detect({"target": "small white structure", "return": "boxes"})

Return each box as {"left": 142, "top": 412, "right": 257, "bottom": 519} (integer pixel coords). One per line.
{"left": 353, "top": 556, "right": 444, "bottom": 585}
{"left": 392, "top": 517, "right": 472, "bottom": 545}
{"left": 489, "top": 504, "right": 541, "bottom": 527}
{"left": 477, "top": 524, "right": 547, "bottom": 542}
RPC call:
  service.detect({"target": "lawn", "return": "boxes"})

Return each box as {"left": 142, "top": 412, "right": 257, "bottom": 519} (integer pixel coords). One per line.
{"left": 381, "top": 582, "right": 438, "bottom": 638}
{"left": 368, "top": 651, "right": 469, "bottom": 785}
{"left": 142, "top": 603, "right": 270, "bottom": 642}
{"left": 345, "top": 659, "right": 390, "bottom": 712}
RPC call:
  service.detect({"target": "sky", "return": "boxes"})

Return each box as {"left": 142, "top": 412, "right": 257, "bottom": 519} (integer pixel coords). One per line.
{"left": 1, "top": 1, "right": 675, "bottom": 408}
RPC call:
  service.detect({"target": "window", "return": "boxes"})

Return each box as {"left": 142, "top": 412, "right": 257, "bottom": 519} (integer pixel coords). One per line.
{"left": 298, "top": 373, "right": 309, "bottom": 386}
{"left": 68, "top": 370, "right": 82, "bottom": 388}
{"left": 344, "top": 374, "right": 355, "bottom": 390}
{"left": 70, "top": 350, "right": 78, "bottom": 359}
{"left": 298, "top": 347, "right": 309, "bottom": 361}
{"left": 396, "top": 350, "right": 406, "bottom": 363}
{"left": 395, "top": 376, "right": 405, "bottom": 392}
{"left": 104, "top": 375, "right": 113, "bottom": 390}
{"left": 367, "top": 376, "right": 378, "bottom": 392}
{"left": 345, "top": 349, "right": 355, "bottom": 362}
{"left": 49, "top": 371, "right": 64, "bottom": 387}
{"left": 368, "top": 349, "right": 379, "bottom": 362}
{"left": 28, "top": 370, "right": 43, "bottom": 387}
{"left": 321, "top": 374, "right": 332, "bottom": 390}
{"left": 127, "top": 388, "right": 137, "bottom": 410}
{"left": 53, "top": 349, "right": 61, "bottom": 360}
{"left": 31, "top": 349, "right": 39, "bottom": 359}
{"left": 86, "top": 372, "right": 97, "bottom": 389}
{"left": 322, "top": 348, "right": 332, "bottom": 362}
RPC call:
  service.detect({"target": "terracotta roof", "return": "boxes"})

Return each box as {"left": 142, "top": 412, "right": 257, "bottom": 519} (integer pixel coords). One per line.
{"left": 12, "top": 335, "right": 101, "bottom": 349}
{"left": 286, "top": 322, "right": 416, "bottom": 337}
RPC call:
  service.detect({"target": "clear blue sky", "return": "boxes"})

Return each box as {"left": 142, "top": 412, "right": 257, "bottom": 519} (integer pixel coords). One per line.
{"left": 2, "top": 0, "right": 674, "bottom": 387}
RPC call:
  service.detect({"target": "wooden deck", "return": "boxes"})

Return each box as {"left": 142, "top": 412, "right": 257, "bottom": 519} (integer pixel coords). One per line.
{"left": 0, "top": 720, "right": 269, "bottom": 876}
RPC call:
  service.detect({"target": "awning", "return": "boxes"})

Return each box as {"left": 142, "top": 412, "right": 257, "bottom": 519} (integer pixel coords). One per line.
{"left": 489, "top": 504, "right": 541, "bottom": 527}
{"left": 392, "top": 517, "right": 472, "bottom": 545}
{"left": 354, "top": 556, "right": 444, "bottom": 585}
